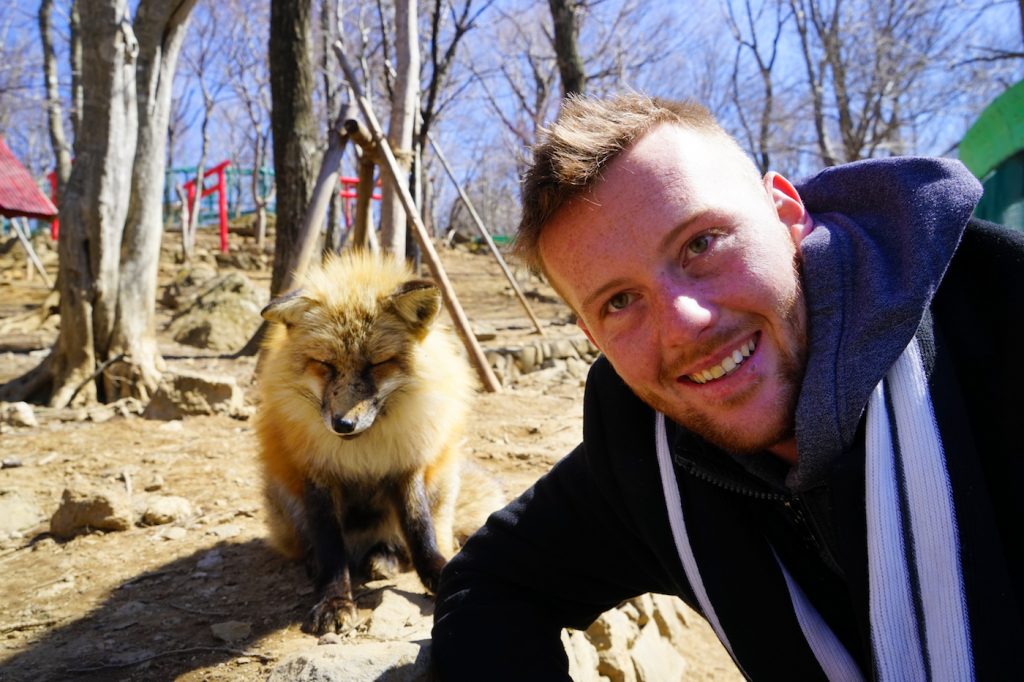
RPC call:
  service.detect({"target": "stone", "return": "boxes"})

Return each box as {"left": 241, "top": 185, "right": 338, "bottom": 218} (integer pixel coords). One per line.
{"left": 0, "top": 490, "right": 43, "bottom": 535}
{"left": 160, "top": 265, "right": 219, "bottom": 310}
{"left": 166, "top": 272, "right": 265, "bottom": 351}
{"left": 196, "top": 548, "right": 223, "bottom": 571}
{"left": 2, "top": 401, "right": 37, "bottom": 428}
{"left": 562, "top": 629, "right": 602, "bottom": 682}
{"left": 630, "top": 622, "right": 687, "bottom": 682}
{"left": 2, "top": 458, "right": 23, "bottom": 469}
{"left": 141, "top": 495, "right": 193, "bottom": 525}
{"left": 551, "top": 338, "right": 578, "bottom": 360}
{"left": 268, "top": 640, "right": 433, "bottom": 682}
{"left": 650, "top": 594, "right": 689, "bottom": 650}
{"left": 472, "top": 322, "right": 497, "bottom": 342}
{"left": 514, "top": 345, "right": 539, "bottom": 373}
{"left": 211, "top": 620, "right": 252, "bottom": 642}
{"left": 366, "top": 588, "right": 432, "bottom": 639}
{"left": 142, "top": 370, "right": 243, "bottom": 420}
{"left": 50, "top": 486, "right": 132, "bottom": 538}
{"left": 586, "top": 608, "right": 640, "bottom": 682}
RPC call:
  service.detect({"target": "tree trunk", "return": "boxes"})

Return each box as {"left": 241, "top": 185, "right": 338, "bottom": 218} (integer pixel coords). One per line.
{"left": 378, "top": 0, "right": 419, "bottom": 257}
{"left": 269, "top": 0, "right": 319, "bottom": 295}
{"left": 106, "top": 0, "right": 197, "bottom": 402}
{"left": 70, "top": 1, "right": 84, "bottom": 140}
{"left": 39, "top": 0, "right": 73, "bottom": 197}
{"left": 321, "top": 0, "right": 344, "bottom": 256}
{"left": 548, "top": 0, "right": 586, "bottom": 97}
{"left": 49, "top": 0, "right": 137, "bottom": 407}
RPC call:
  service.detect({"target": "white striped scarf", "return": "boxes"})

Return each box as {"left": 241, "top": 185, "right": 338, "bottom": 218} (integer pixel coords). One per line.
{"left": 654, "top": 338, "right": 973, "bottom": 680}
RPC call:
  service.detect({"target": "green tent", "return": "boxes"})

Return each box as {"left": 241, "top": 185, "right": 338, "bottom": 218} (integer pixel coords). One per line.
{"left": 959, "top": 79, "right": 1024, "bottom": 231}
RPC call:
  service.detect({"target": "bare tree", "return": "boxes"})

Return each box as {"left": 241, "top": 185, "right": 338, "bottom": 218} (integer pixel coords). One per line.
{"left": 378, "top": 0, "right": 420, "bottom": 257}
{"left": 1, "top": 0, "right": 197, "bottom": 407}
{"left": 547, "top": 0, "right": 585, "bottom": 96}
{"left": 789, "top": 0, "right": 988, "bottom": 165}
{"left": 107, "top": 0, "right": 198, "bottom": 401}
{"left": 179, "top": 4, "right": 231, "bottom": 261}
{"left": 39, "top": 0, "right": 72, "bottom": 197}
{"left": 269, "top": 0, "right": 320, "bottom": 295}
{"left": 724, "top": 0, "right": 790, "bottom": 174}
{"left": 224, "top": 0, "right": 274, "bottom": 248}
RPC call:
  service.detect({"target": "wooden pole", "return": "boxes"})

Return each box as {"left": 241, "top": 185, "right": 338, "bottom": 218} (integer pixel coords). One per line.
{"left": 12, "top": 218, "right": 53, "bottom": 287}
{"left": 427, "top": 132, "right": 545, "bottom": 336}
{"left": 279, "top": 105, "right": 354, "bottom": 294}
{"left": 334, "top": 42, "right": 501, "bottom": 393}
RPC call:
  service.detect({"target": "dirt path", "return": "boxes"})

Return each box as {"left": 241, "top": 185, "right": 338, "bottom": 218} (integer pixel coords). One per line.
{"left": 0, "top": 232, "right": 736, "bottom": 680}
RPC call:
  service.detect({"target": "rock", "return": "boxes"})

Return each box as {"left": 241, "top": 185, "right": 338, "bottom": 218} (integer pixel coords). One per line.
{"left": 2, "top": 457, "right": 23, "bottom": 469}
{"left": 586, "top": 608, "right": 640, "bottom": 682}
{"left": 160, "top": 265, "right": 219, "bottom": 309}
{"left": 141, "top": 495, "right": 193, "bottom": 525}
{"left": 49, "top": 486, "right": 132, "bottom": 538}
{"left": 550, "top": 338, "right": 578, "bottom": 360}
{"left": 562, "top": 629, "right": 602, "bottom": 682}
{"left": 472, "top": 322, "right": 497, "bottom": 342}
{"left": 166, "top": 272, "right": 265, "bottom": 351}
{"left": 196, "top": 548, "right": 223, "bottom": 571}
{"left": 366, "top": 588, "right": 432, "bottom": 640}
{"left": 514, "top": 345, "right": 539, "bottom": 373}
{"left": 2, "top": 401, "right": 37, "bottom": 428}
{"left": 142, "top": 371, "right": 243, "bottom": 420}
{"left": 630, "top": 622, "right": 687, "bottom": 682}
{"left": 0, "top": 490, "right": 43, "bottom": 535}
{"left": 211, "top": 620, "right": 252, "bottom": 642}
{"left": 650, "top": 594, "right": 689, "bottom": 650}
{"left": 268, "top": 640, "right": 433, "bottom": 682}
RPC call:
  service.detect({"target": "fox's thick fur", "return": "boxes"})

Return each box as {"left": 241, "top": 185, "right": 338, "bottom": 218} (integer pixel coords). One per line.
{"left": 255, "top": 251, "right": 501, "bottom": 635}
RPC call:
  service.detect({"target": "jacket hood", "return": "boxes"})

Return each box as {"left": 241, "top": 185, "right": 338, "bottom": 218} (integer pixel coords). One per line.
{"left": 788, "top": 157, "right": 981, "bottom": 491}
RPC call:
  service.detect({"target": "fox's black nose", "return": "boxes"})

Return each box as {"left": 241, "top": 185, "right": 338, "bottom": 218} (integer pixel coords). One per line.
{"left": 332, "top": 417, "right": 356, "bottom": 434}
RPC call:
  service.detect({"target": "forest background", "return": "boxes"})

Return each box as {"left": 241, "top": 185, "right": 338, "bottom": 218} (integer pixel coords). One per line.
{"left": 0, "top": 0, "right": 1022, "bottom": 409}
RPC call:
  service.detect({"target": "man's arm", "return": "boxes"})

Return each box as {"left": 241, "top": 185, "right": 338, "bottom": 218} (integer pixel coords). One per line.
{"left": 432, "top": 442, "right": 679, "bottom": 680}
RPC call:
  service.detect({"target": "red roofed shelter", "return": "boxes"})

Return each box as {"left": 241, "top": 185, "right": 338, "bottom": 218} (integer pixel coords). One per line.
{"left": 0, "top": 136, "right": 58, "bottom": 221}
{"left": 0, "top": 135, "right": 57, "bottom": 285}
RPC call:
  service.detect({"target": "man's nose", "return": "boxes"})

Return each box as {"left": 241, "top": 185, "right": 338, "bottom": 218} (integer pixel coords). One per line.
{"left": 655, "top": 289, "right": 714, "bottom": 347}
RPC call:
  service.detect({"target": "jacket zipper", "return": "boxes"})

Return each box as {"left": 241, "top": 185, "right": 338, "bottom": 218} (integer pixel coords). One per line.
{"left": 677, "top": 457, "right": 845, "bottom": 578}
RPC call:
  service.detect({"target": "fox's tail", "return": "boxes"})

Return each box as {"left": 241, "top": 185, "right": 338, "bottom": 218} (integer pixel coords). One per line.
{"left": 453, "top": 460, "right": 506, "bottom": 547}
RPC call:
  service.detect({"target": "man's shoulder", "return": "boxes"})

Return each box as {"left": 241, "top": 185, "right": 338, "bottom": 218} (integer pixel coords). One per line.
{"left": 943, "top": 218, "right": 1024, "bottom": 303}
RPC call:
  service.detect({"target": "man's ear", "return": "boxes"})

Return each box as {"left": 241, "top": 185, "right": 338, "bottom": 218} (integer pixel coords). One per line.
{"left": 764, "top": 171, "right": 814, "bottom": 246}
{"left": 390, "top": 279, "right": 441, "bottom": 338}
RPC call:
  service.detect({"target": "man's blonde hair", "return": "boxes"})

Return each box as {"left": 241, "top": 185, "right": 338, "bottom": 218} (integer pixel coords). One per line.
{"left": 513, "top": 93, "right": 746, "bottom": 273}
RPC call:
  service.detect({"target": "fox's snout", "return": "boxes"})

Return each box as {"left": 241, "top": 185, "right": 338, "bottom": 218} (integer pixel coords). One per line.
{"left": 327, "top": 399, "right": 379, "bottom": 437}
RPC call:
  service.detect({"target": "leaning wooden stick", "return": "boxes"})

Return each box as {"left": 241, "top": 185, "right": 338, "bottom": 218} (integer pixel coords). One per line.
{"left": 12, "top": 218, "right": 52, "bottom": 288}
{"left": 427, "top": 133, "right": 546, "bottom": 337}
{"left": 334, "top": 42, "right": 501, "bottom": 393}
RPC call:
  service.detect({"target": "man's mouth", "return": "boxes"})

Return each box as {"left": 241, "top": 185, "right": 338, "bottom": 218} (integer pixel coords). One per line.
{"left": 684, "top": 336, "right": 757, "bottom": 384}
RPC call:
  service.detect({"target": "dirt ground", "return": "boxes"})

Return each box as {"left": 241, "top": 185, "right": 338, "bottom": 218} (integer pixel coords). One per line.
{"left": 0, "top": 229, "right": 736, "bottom": 681}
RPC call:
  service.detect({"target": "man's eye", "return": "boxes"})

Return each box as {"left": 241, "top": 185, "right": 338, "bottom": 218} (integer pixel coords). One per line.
{"left": 607, "top": 292, "right": 633, "bottom": 312}
{"left": 686, "top": 234, "right": 712, "bottom": 257}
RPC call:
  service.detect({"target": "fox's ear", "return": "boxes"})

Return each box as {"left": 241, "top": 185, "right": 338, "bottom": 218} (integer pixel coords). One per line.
{"left": 390, "top": 279, "right": 441, "bottom": 336}
{"left": 261, "top": 289, "right": 311, "bottom": 327}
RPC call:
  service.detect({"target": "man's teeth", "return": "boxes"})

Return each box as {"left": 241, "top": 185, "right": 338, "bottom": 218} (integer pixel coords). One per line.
{"left": 688, "top": 339, "right": 756, "bottom": 384}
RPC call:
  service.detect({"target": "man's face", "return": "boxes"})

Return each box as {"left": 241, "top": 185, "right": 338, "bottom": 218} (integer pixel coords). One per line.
{"left": 538, "top": 123, "right": 811, "bottom": 457}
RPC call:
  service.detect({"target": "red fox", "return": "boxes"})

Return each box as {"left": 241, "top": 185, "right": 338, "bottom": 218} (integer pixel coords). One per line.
{"left": 255, "top": 251, "right": 502, "bottom": 635}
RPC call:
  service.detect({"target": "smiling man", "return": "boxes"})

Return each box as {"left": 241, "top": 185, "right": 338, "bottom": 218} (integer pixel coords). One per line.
{"left": 432, "top": 94, "right": 1024, "bottom": 680}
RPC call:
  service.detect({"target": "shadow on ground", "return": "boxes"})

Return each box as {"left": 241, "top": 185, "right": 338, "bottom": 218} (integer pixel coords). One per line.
{"left": 2, "top": 539, "right": 307, "bottom": 681}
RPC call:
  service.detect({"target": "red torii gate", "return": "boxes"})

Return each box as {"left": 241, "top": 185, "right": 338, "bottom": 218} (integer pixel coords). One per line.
{"left": 338, "top": 176, "right": 381, "bottom": 229}
{"left": 181, "top": 160, "right": 230, "bottom": 253}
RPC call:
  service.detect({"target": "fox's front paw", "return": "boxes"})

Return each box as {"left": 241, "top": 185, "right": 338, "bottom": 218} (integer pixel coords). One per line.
{"left": 302, "top": 595, "right": 359, "bottom": 635}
